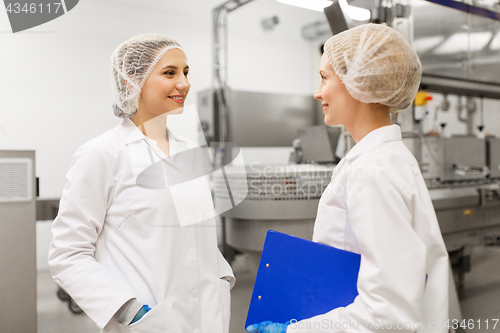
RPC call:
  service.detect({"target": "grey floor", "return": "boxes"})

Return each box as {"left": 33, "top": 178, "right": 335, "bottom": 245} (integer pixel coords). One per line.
{"left": 38, "top": 247, "right": 500, "bottom": 333}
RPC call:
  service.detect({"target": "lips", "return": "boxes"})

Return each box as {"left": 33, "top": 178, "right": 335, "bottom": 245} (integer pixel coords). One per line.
{"left": 168, "top": 95, "right": 186, "bottom": 103}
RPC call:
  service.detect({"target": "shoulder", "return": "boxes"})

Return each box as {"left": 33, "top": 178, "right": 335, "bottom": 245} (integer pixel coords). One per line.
{"left": 73, "top": 128, "right": 124, "bottom": 165}
{"left": 349, "top": 141, "right": 420, "bottom": 194}
{"left": 355, "top": 140, "right": 418, "bottom": 172}
{"left": 378, "top": 141, "right": 421, "bottom": 177}
{"left": 88, "top": 128, "right": 124, "bottom": 149}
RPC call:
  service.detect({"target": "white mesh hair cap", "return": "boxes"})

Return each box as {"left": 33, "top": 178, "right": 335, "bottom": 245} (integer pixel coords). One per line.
{"left": 110, "top": 34, "right": 184, "bottom": 118}
{"left": 324, "top": 23, "right": 422, "bottom": 111}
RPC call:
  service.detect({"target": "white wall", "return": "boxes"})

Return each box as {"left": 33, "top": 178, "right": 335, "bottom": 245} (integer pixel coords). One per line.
{"left": 0, "top": 0, "right": 326, "bottom": 199}
{"left": 227, "top": 0, "right": 325, "bottom": 94}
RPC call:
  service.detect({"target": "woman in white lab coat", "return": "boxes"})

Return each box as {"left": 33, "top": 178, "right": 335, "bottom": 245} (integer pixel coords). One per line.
{"left": 248, "top": 24, "right": 449, "bottom": 333}
{"left": 48, "top": 34, "right": 234, "bottom": 333}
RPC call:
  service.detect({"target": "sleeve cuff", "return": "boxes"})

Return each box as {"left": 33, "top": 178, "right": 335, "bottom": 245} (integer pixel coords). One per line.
{"left": 113, "top": 298, "right": 143, "bottom": 326}
{"left": 221, "top": 275, "right": 236, "bottom": 290}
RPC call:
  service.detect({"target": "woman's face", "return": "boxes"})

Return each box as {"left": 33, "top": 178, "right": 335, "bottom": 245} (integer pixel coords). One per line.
{"left": 138, "top": 48, "right": 190, "bottom": 119}
{"left": 314, "top": 53, "right": 359, "bottom": 127}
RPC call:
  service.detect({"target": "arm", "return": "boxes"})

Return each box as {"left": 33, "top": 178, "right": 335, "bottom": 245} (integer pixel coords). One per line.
{"left": 288, "top": 162, "right": 427, "bottom": 333}
{"left": 48, "top": 143, "right": 136, "bottom": 329}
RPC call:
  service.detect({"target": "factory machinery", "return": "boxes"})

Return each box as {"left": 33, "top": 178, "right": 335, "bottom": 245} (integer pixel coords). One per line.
{"left": 214, "top": 163, "right": 334, "bottom": 272}
{"left": 213, "top": 135, "right": 500, "bottom": 295}
{"left": 405, "top": 131, "right": 500, "bottom": 295}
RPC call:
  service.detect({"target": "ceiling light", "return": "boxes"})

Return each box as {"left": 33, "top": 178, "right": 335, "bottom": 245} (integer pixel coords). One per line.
{"left": 345, "top": 4, "right": 371, "bottom": 20}
{"left": 276, "top": 0, "right": 333, "bottom": 12}
{"left": 434, "top": 32, "right": 492, "bottom": 55}
{"left": 413, "top": 36, "right": 445, "bottom": 53}
{"left": 277, "top": 0, "right": 370, "bottom": 21}
{"left": 491, "top": 31, "right": 500, "bottom": 50}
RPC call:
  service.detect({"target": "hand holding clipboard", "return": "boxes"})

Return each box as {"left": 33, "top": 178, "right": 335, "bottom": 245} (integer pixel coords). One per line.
{"left": 246, "top": 231, "right": 361, "bottom": 329}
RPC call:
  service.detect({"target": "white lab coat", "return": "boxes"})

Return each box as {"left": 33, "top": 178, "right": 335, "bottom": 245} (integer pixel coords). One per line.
{"left": 287, "top": 125, "right": 449, "bottom": 333}
{"left": 48, "top": 118, "right": 234, "bottom": 333}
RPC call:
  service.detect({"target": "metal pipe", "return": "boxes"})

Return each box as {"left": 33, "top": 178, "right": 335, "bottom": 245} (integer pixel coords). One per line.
{"left": 423, "top": 0, "right": 500, "bottom": 22}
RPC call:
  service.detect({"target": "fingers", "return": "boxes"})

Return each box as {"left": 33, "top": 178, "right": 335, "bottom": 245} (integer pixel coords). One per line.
{"left": 246, "top": 324, "right": 259, "bottom": 333}
{"left": 246, "top": 321, "right": 283, "bottom": 333}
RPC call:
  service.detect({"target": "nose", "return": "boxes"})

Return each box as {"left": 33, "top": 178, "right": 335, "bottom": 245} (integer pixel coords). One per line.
{"left": 176, "top": 75, "right": 190, "bottom": 93}
{"left": 314, "top": 84, "right": 322, "bottom": 100}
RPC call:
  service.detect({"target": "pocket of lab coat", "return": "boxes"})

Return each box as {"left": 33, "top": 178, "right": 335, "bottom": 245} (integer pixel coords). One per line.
{"left": 115, "top": 299, "right": 170, "bottom": 333}
{"left": 220, "top": 279, "right": 231, "bottom": 333}
{"left": 313, "top": 202, "right": 348, "bottom": 246}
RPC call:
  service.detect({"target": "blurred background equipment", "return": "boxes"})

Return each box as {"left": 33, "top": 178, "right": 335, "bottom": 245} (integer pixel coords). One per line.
{"left": 215, "top": 164, "right": 334, "bottom": 272}
{"left": 0, "top": 150, "right": 37, "bottom": 332}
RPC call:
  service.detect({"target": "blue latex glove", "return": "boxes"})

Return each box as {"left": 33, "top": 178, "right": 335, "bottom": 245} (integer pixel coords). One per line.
{"left": 246, "top": 320, "right": 291, "bottom": 333}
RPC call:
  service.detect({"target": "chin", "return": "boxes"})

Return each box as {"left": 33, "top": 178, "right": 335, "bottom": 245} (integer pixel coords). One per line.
{"left": 324, "top": 117, "right": 336, "bottom": 127}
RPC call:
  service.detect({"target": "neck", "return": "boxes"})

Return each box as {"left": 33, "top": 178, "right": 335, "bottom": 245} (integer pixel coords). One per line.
{"left": 130, "top": 113, "right": 169, "bottom": 142}
{"left": 345, "top": 104, "right": 392, "bottom": 143}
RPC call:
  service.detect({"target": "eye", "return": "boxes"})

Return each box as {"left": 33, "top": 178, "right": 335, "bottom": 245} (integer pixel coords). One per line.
{"left": 184, "top": 71, "right": 189, "bottom": 77}
{"left": 164, "top": 70, "right": 175, "bottom": 76}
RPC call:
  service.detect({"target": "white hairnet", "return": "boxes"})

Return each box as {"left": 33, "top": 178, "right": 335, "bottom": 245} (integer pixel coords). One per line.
{"left": 110, "top": 34, "right": 184, "bottom": 118}
{"left": 324, "top": 24, "right": 422, "bottom": 111}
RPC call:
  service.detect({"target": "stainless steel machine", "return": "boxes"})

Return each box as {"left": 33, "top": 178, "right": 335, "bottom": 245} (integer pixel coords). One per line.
{"left": 0, "top": 150, "right": 37, "bottom": 333}
{"left": 197, "top": 89, "right": 321, "bottom": 146}
{"left": 215, "top": 164, "right": 334, "bottom": 271}
{"left": 401, "top": 132, "right": 500, "bottom": 293}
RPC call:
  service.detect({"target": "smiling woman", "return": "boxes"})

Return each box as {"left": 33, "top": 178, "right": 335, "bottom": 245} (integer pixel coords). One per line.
{"left": 291, "top": 24, "right": 449, "bottom": 333}
{"left": 247, "top": 24, "right": 449, "bottom": 333}
{"left": 110, "top": 34, "right": 189, "bottom": 119}
{"left": 131, "top": 47, "right": 191, "bottom": 156}
{"left": 48, "top": 34, "right": 234, "bottom": 333}
{"left": 136, "top": 49, "right": 190, "bottom": 123}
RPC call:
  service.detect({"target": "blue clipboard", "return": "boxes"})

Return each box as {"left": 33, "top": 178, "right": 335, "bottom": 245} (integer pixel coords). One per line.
{"left": 245, "top": 230, "right": 361, "bottom": 327}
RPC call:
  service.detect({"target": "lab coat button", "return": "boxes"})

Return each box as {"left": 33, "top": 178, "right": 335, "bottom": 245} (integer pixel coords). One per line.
{"left": 186, "top": 208, "right": 193, "bottom": 217}
{"left": 190, "top": 289, "right": 198, "bottom": 297}
{"left": 188, "top": 249, "right": 196, "bottom": 257}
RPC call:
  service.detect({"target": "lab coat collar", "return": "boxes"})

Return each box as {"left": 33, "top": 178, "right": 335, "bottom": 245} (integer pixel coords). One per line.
{"left": 115, "top": 118, "right": 144, "bottom": 145}
{"left": 344, "top": 124, "right": 402, "bottom": 161}
{"left": 114, "top": 118, "right": 186, "bottom": 158}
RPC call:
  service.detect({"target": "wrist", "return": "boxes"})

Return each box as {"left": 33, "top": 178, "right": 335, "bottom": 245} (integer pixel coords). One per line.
{"left": 283, "top": 320, "right": 292, "bottom": 333}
